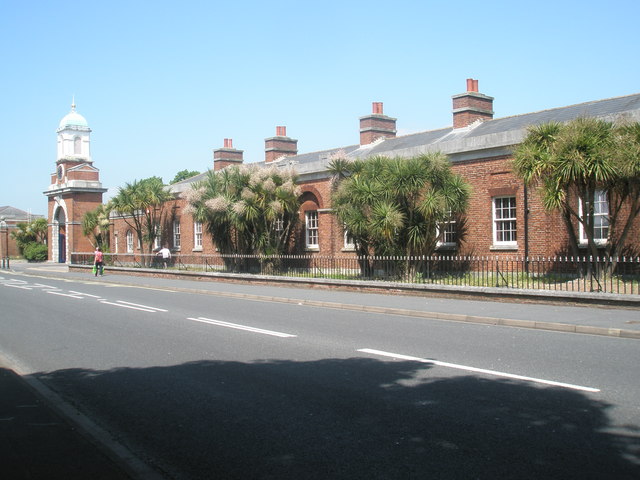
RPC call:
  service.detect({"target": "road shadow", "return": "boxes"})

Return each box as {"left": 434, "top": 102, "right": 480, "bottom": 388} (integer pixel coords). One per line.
{"left": 36, "top": 358, "right": 640, "bottom": 479}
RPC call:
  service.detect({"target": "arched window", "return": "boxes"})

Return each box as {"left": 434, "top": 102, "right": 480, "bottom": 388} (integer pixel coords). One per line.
{"left": 299, "top": 191, "right": 321, "bottom": 251}
{"left": 74, "top": 137, "right": 81, "bottom": 154}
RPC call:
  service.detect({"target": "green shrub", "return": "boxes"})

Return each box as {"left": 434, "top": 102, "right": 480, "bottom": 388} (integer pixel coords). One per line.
{"left": 23, "top": 242, "right": 48, "bottom": 262}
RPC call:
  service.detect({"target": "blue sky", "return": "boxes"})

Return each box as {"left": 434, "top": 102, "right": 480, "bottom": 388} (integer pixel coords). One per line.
{"left": 1, "top": 0, "right": 639, "bottom": 215}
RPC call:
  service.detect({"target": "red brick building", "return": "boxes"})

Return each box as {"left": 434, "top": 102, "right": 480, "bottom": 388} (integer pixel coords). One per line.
{"left": 102, "top": 81, "right": 640, "bottom": 260}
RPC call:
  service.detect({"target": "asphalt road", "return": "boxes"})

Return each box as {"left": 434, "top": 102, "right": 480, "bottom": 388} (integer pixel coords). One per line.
{"left": 1, "top": 271, "right": 639, "bottom": 479}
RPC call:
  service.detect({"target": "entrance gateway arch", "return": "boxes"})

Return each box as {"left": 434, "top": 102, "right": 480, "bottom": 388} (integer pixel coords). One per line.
{"left": 53, "top": 206, "right": 66, "bottom": 263}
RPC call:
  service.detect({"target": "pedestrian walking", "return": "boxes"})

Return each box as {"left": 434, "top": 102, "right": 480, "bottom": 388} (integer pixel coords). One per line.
{"left": 93, "top": 246, "right": 104, "bottom": 276}
{"left": 157, "top": 246, "right": 171, "bottom": 269}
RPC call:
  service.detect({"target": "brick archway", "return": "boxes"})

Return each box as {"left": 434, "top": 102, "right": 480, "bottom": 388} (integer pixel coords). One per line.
{"left": 299, "top": 186, "right": 324, "bottom": 210}
{"left": 52, "top": 203, "right": 67, "bottom": 263}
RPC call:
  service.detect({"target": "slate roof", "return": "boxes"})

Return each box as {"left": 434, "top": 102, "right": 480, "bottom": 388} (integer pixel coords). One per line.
{"left": 0, "top": 206, "right": 43, "bottom": 221}
{"left": 171, "top": 92, "right": 640, "bottom": 193}
{"left": 270, "top": 92, "right": 640, "bottom": 177}
{"left": 170, "top": 172, "right": 210, "bottom": 194}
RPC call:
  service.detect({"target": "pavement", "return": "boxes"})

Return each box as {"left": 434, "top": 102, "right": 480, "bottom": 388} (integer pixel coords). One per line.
{"left": 1, "top": 260, "right": 639, "bottom": 479}
{"left": 0, "top": 367, "right": 135, "bottom": 480}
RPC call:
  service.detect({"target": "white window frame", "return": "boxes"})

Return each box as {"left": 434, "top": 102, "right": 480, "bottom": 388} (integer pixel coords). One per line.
{"left": 305, "top": 211, "right": 319, "bottom": 249}
{"left": 173, "top": 220, "right": 181, "bottom": 249}
{"left": 492, "top": 196, "right": 517, "bottom": 247}
{"left": 579, "top": 190, "right": 609, "bottom": 245}
{"left": 437, "top": 212, "right": 457, "bottom": 248}
{"left": 153, "top": 223, "right": 161, "bottom": 250}
{"left": 194, "top": 221, "right": 203, "bottom": 250}
{"left": 126, "top": 230, "right": 134, "bottom": 253}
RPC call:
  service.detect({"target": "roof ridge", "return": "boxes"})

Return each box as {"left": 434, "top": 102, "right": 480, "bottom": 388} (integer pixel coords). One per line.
{"left": 491, "top": 92, "right": 640, "bottom": 123}
{"left": 393, "top": 126, "right": 452, "bottom": 140}
{"left": 295, "top": 143, "right": 360, "bottom": 157}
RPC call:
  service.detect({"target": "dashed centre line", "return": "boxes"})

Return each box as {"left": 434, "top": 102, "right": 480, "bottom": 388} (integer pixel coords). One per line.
{"left": 46, "top": 291, "right": 85, "bottom": 298}
{"left": 358, "top": 348, "right": 600, "bottom": 393}
{"left": 68, "top": 291, "right": 102, "bottom": 298}
{"left": 116, "top": 300, "right": 167, "bottom": 311}
{"left": 3, "top": 273, "right": 608, "bottom": 394}
{"left": 33, "top": 283, "right": 59, "bottom": 290}
{"left": 99, "top": 300, "right": 167, "bottom": 312}
{"left": 187, "top": 317, "right": 297, "bottom": 338}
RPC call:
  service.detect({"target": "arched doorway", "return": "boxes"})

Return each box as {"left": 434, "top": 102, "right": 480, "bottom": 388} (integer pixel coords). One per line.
{"left": 54, "top": 207, "right": 66, "bottom": 263}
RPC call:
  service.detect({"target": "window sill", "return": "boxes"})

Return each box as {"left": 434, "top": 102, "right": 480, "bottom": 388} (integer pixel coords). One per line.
{"left": 436, "top": 243, "right": 457, "bottom": 251}
{"left": 490, "top": 244, "right": 518, "bottom": 251}
{"left": 341, "top": 246, "right": 356, "bottom": 252}
{"left": 192, "top": 247, "right": 203, "bottom": 252}
{"left": 578, "top": 241, "right": 608, "bottom": 248}
{"left": 305, "top": 247, "right": 320, "bottom": 252}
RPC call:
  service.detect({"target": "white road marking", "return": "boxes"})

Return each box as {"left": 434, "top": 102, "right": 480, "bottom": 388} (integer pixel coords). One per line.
{"left": 2, "top": 279, "right": 31, "bottom": 289}
{"left": 100, "top": 300, "right": 156, "bottom": 313}
{"left": 68, "top": 291, "right": 102, "bottom": 298}
{"left": 100, "top": 300, "right": 167, "bottom": 313}
{"left": 5, "top": 284, "right": 32, "bottom": 290}
{"left": 187, "top": 317, "right": 297, "bottom": 338}
{"left": 47, "top": 291, "right": 84, "bottom": 299}
{"left": 33, "top": 283, "right": 59, "bottom": 290}
{"left": 358, "top": 348, "right": 600, "bottom": 393}
{"left": 114, "top": 301, "right": 167, "bottom": 312}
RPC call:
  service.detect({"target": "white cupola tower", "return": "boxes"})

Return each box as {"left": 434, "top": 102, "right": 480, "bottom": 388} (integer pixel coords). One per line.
{"left": 56, "top": 98, "right": 92, "bottom": 163}
{"left": 45, "top": 100, "right": 106, "bottom": 263}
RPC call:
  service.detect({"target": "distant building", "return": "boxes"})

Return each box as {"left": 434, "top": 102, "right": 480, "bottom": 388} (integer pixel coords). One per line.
{"left": 0, "top": 206, "right": 44, "bottom": 257}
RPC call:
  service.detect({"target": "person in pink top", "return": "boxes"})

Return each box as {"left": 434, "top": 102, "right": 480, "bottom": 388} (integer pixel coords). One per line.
{"left": 93, "top": 247, "right": 104, "bottom": 276}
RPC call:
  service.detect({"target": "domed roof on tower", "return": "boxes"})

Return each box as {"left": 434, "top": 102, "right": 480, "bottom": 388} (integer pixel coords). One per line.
{"left": 58, "top": 99, "right": 89, "bottom": 129}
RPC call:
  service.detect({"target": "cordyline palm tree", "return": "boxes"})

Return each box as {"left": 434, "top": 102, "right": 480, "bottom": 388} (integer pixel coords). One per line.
{"left": 513, "top": 117, "right": 640, "bottom": 275}
{"left": 110, "top": 177, "right": 174, "bottom": 265}
{"left": 82, "top": 203, "right": 111, "bottom": 249}
{"left": 10, "top": 218, "right": 48, "bottom": 254}
{"left": 609, "top": 122, "right": 640, "bottom": 257}
{"left": 329, "top": 153, "right": 471, "bottom": 276}
{"left": 186, "top": 164, "right": 301, "bottom": 257}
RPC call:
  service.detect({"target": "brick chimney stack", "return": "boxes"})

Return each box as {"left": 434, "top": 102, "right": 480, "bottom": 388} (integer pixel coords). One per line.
{"left": 265, "top": 126, "right": 298, "bottom": 163}
{"left": 452, "top": 78, "right": 494, "bottom": 128}
{"left": 213, "top": 138, "right": 244, "bottom": 171}
{"left": 360, "top": 102, "right": 397, "bottom": 145}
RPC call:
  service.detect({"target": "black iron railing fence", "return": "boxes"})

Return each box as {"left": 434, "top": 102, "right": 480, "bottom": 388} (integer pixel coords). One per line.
{"left": 71, "top": 252, "right": 640, "bottom": 295}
